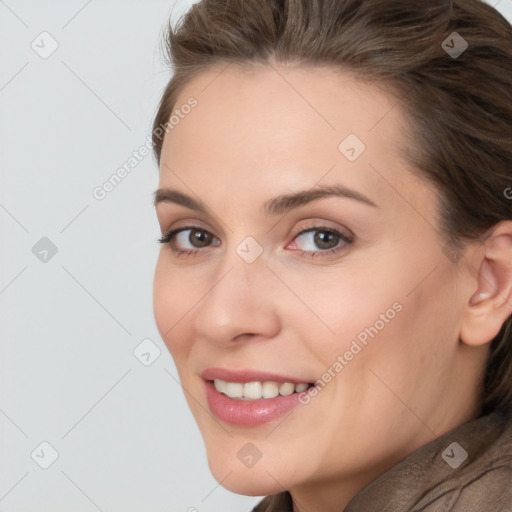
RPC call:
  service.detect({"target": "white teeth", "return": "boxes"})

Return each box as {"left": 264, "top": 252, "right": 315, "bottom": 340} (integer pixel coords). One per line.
{"left": 279, "top": 382, "right": 295, "bottom": 396}
{"left": 213, "top": 379, "right": 310, "bottom": 400}
{"left": 243, "top": 381, "right": 262, "bottom": 399}
{"left": 213, "top": 379, "right": 226, "bottom": 393}
{"left": 295, "top": 383, "right": 309, "bottom": 392}
{"left": 225, "top": 382, "right": 243, "bottom": 398}
{"left": 262, "top": 381, "right": 279, "bottom": 398}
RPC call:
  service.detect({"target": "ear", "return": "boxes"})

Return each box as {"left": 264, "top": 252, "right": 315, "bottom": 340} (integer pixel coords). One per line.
{"left": 460, "top": 221, "right": 512, "bottom": 347}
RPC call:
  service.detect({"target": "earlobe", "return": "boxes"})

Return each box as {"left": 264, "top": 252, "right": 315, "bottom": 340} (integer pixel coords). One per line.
{"left": 459, "top": 221, "right": 512, "bottom": 347}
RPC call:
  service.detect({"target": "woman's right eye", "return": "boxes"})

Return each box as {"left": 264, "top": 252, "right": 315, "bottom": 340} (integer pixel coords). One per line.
{"left": 157, "top": 226, "right": 220, "bottom": 256}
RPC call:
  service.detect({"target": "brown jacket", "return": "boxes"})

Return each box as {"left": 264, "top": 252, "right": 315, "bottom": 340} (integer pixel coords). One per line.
{"left": 252, "top": 409, "right": 512, "bottom": 511}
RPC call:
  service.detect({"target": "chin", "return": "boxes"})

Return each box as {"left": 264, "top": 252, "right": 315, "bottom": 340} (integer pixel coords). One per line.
{"left": 206, "top": 449, "right": 290, "bottom": 496}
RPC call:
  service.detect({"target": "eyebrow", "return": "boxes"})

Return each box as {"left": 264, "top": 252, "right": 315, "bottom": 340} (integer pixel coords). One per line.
{"left": 153, "top": 184, "right": 378, "bottom": 216}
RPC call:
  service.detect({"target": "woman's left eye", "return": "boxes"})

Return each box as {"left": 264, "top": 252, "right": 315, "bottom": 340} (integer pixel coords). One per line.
{"left": 289, "top": 227, "right": 354, "bottom": 257}
{"left": 157, "top": 225, "right": 354, "bottom": 258}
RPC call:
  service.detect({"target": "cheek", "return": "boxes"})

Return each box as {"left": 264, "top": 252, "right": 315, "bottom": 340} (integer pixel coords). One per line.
{"left": 328, "top": 251, "right": 461, "bottom": 398}
{"left": 288, "top": 246, "right": 452, "bottom": 371}
{"left": 153, "top": 253, "right": 195, "bottom": 361}
{"left": 277, "top": 260, "right": 401, "bottom": 364}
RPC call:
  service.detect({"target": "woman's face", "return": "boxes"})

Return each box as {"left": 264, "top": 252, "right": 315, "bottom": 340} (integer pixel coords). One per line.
{"left": 153, "top": 62, "right": 485, "bottom": 498}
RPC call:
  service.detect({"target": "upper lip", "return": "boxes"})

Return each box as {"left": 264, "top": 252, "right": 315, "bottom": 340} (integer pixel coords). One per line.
{"left": 201, "top": 367, "right": 313, "bottom": 384}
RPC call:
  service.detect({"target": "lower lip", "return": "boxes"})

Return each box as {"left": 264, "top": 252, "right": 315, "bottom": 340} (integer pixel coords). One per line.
{"left": 205, "top": 381, "right": 305, "bottom": 427}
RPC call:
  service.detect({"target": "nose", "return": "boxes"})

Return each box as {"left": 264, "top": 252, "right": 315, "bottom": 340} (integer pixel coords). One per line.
{"left": 193, "top": 246, "right": 281, "bottom": 347}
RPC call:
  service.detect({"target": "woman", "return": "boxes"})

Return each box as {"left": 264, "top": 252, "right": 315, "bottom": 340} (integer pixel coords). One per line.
{"left": 151, "top": 0, "right": 512, "bottom": 510}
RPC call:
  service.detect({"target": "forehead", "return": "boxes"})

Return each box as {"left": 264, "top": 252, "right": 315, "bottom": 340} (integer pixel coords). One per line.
{"left": 158, "top": 62, "right": 432, "bottom": 217}
{"left": 164, "top": 63, "right": 400, "bottom": 157}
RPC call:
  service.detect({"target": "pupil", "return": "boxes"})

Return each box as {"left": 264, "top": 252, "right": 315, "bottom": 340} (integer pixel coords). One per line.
{"left": 314, "top": 231, "right": 338, "bottom": 249}
{"left": 191, "top": 229, "right": 211, "bottom": 248}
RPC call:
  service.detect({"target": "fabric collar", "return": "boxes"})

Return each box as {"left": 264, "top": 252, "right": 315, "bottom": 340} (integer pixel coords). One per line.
{"left": 345, "top": 408, "right": 512, "bottom": 511}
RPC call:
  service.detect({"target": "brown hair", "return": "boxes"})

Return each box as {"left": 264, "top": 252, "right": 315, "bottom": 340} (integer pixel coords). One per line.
{"left": 152, "top": 0, "right": 512, "bottom": 419}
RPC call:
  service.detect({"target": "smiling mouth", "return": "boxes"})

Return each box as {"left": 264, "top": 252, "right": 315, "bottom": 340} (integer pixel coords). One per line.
{"left": 211, "top": 379, "right": 316, "bottom": 400}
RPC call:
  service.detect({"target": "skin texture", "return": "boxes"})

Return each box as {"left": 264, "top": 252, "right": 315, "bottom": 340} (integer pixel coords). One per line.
{"left": 153, "top": 60, "right": 512, "bottom": 512}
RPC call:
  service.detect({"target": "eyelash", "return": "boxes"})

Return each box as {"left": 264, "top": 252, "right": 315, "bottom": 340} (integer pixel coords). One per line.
{"left": 157, "top": 224, "right": 354, "bottom": 258}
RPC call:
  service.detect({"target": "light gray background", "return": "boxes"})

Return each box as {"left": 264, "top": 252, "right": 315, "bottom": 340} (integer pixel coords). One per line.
{"left": 1, "top": 0, "right": 511, "bottom": 511}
